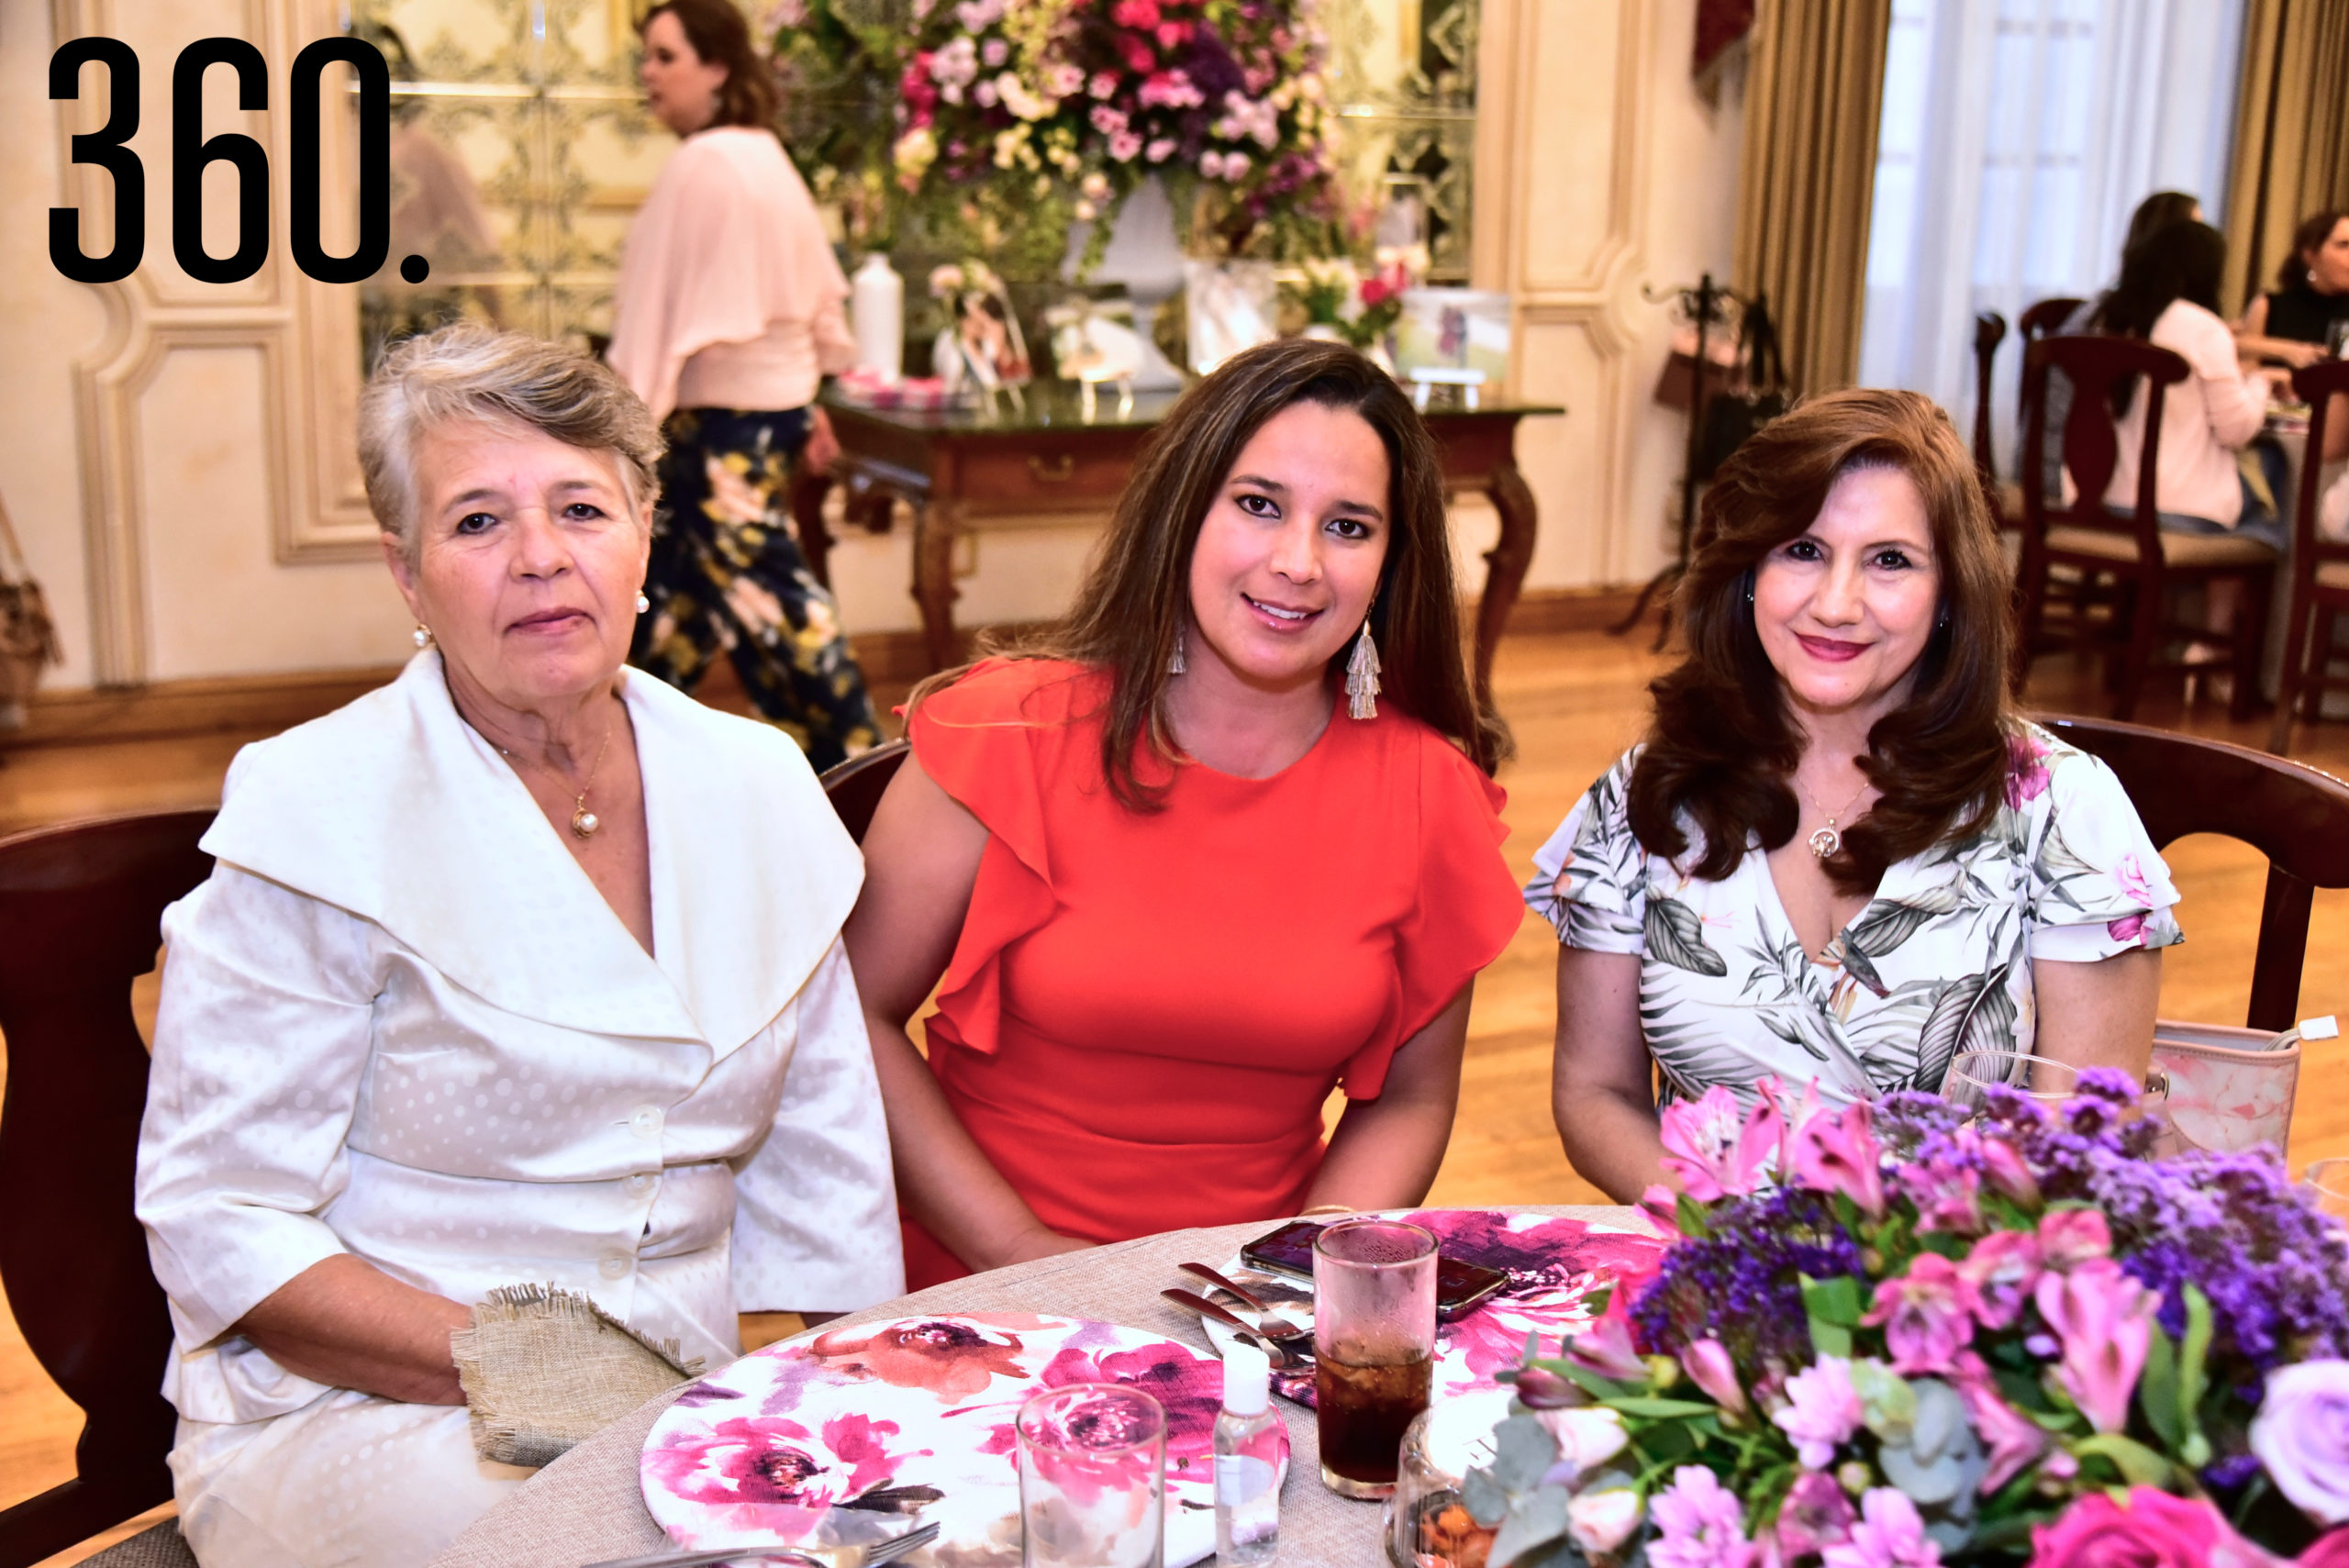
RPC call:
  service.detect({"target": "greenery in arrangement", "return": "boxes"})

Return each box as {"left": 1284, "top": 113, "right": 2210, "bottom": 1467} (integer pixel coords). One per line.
{"left": 1285, "top": 256, "right": 1408, "bottom": 350}
{"left": 1458, "top": 1073, "right": 2349, "bottom": 1567}
{"left": 767, "top": 0, "right": 1344, "bottom": 278}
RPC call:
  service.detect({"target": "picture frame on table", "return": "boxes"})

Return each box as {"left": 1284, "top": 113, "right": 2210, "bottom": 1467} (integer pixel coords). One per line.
{"left": 1393, "top": 288, "right": 1512, "bottom": 404}
{"left": 1185, "top": 260, "right": 1280, "bottom": 376}
{"left": 930, "top": 263, "right": 1033, "bottom": 402}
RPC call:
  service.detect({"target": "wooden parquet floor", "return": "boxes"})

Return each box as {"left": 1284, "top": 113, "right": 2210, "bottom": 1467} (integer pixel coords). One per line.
{"left": 6, "top": 629, "right": 2349, "bottom": 1562}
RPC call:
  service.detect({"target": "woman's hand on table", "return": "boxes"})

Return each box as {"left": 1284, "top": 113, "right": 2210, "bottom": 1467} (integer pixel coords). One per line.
{"left": 234, "top": 1253, "right": 473, "bottom": 1406}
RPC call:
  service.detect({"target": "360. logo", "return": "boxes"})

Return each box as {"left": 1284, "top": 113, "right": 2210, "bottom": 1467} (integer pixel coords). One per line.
{"left": 48, "top": 36, "right": 419, "bottom": 288}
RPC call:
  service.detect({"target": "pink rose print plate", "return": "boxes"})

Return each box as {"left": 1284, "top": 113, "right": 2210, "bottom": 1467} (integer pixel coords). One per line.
{"left": 1189, "top": 1208, "right": 1670, "bottom": 1407}
{"left": 641, "top": 1314, "right": 1286, "bottom": 1568}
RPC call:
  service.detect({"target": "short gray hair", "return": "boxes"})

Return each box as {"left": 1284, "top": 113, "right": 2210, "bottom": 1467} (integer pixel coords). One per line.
{"left": 357, "top": 323, "right": 664, "bottom": 562}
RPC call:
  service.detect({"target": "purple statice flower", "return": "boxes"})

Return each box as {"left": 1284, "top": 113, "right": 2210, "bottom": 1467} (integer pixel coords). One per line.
{"left": 1875, "top": 1091, "right": 1968, "bottom": 1162}
{"left": 1630, "top": 1184, "right": 1867, "bottom": 1368}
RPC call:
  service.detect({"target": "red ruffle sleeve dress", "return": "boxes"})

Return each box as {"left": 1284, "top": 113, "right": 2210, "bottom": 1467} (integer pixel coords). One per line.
{"left": 900, "top": 657, "right": 1524, "bottom": 1287}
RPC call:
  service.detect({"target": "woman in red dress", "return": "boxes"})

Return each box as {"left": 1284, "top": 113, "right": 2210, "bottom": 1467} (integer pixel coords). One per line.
{"left": 844, "top": 339, "right": 1526, "bottom": 1286}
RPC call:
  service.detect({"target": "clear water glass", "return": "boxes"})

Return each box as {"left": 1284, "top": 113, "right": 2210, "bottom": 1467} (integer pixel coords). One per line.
{"left": 1018, "top": 1384, "right": 1165, "bottom": 1568}
{"left": 1942, "top": 1050, "right": 2086, "bottom": 1116}
{"left": 1313, "top": 1218, "right": 1438, "bottom": 1499}
{"left": 2305, "top": 1158, "right": 2349, "bottom": 1224}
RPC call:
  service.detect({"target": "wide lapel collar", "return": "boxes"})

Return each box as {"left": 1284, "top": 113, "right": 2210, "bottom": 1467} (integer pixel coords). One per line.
{"left": 202, "top": 652, "right": 704, "bottom": 1043}
{"left": 625, "top": 671, "right": 863, "bottom": 1062}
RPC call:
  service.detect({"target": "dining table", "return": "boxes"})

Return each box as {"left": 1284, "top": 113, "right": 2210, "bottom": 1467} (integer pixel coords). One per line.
{"left": 425, "top": 1205, "right": 1649, "bottom": 1568}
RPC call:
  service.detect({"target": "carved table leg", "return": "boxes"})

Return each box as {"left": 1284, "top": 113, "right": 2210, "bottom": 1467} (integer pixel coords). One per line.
{"left": 910, "top": 499, "right": 963, "bottom": 673}
{"left": 791, "top": 469, "right": 837, "bottom": 590}
{"left": 1474, "top": 458, "right": 1539, "bottom": 706}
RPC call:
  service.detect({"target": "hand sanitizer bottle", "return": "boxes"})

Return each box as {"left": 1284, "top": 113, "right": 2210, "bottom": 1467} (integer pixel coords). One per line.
{"left": 1214, "top": 1342, "right": 1280, "bottom": 1565}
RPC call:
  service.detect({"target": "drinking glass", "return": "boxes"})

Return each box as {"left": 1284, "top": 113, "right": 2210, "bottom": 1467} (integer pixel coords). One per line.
{"left": 2326, "top": 317, "right": 2349, "bottom": 361}
{"left": 1313, "top": 1218, "right": 1438, "bottom": 1499}
{"left": 1385, "top": 1388, "right": 1514, "bottom": 1568}
{"left": 2304, "top": 1158, "right": 2349, "bottom": 1225}
{"left": 1942, "top": 1050, "right": 2084, "bottom": 1115}
{"left": 1018, "top": 1384, "right": 1165, "bottom": 1568}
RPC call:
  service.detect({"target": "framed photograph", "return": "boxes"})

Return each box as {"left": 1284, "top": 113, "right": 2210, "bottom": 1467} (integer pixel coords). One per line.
{"left": 929, "top": 262, "right": 1032, "bottom": 395}
{"left": 1392, "top": 287, "right": 1511, "bottom": 387}
{"left": 1185, "top": 260, "right": 1280, "bottom": 376}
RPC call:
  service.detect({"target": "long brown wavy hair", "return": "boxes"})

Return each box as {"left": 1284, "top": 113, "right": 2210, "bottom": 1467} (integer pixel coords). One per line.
{"left": 643, "top": 0, "right": 781, "bottom": 132}
{"left": 1627, "top": 388, "right": 2013, "bottom": 895}
{"left": 908, "top": 338, "right": 1509, "bottom": 810}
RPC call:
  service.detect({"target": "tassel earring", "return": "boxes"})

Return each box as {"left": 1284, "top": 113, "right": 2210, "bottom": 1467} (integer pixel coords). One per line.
{"left": 1168, "top": 627, "right": 1186, "bottom": 675}
{"left": 413, "top": 624, "right": 434, "bottom": 649}
{"left": 1345, "top": 616, "right": 1381, "bottom": 719}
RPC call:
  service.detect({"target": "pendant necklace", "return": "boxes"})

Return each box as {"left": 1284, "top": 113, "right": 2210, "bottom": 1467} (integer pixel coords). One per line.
{"left": 501, "top": 722, "right": 617, "bottom": 840}
{"left": 1796, "top": 771, "right": 1871, "bottom": 860}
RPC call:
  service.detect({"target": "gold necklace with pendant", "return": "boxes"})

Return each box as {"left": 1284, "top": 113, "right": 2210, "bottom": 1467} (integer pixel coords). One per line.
{"left": 1796, "top": 770, "right": 1871, "bottom": 859}
{"left": 502, "top": 721, "right": 617, "bottom": 840}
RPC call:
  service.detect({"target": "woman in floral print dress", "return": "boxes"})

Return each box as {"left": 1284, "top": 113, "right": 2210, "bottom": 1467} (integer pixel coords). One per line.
{"left": 607, "top": 0, "right": 880, "bottom": 770}
{"left": 1530, "top": 390, "right": 2180, "bottom": 1202}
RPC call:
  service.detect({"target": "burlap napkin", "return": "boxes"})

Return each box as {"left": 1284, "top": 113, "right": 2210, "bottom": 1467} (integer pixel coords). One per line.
{"left": 451, "top": 1284, "right": 705, "bottom": 1467}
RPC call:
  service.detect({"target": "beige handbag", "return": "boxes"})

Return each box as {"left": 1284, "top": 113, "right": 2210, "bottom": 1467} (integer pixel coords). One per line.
{"left": 0, "top": 489, "right": 61, "bottom": 729}
{"left": 2149, "top": 1018, "right": 2319, "bottom": 1157}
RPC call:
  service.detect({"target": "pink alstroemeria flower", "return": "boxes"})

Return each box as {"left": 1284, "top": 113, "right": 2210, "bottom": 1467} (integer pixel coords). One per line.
{"left": 1564, "top": 1308, "right": 1650, "bottom": 1384}
{"left": 1977, "top": 1136, "right": 2043, "bottom": 1208}
{"left": 1950, "top": 1351, "right": 2053, "bottom": 1494}
{"left": 1789, "top": 1099, "right": 1887, "bottom": 1218}
{"left": 1660, "top": 1085, "right": 1782, "bottom": 1201}
{"left": 1899, "top": 1156, "right": 1986, "bottom": 1236}
{"left": 1776, "top": 1471, "right": 1857, "bottom": 1559}
{"left": 2037, "top": 1208, "right": 2113, "bottom": 1270}
{"left": 1773, "top": 1355, "right": 1865, "bottom": 1469}
{"left": 2033, "top": 1258, "right": 2156, "bottom": 1434}
{"left": 1683, "top": 1339, "right": 1750, "bottom": 1418}
{"left": 1820, "top": 1488, "right": 1942, "bottom": 1568}
{"left": 1862, "top": 1254, "right": 1976, "bottom": 1375}
{"left": 1640, "top": 1183, "right": 1684, "bottom": 1239}
{"left": 1955, "top": 1229, "right": 2044, "bottom": 1329}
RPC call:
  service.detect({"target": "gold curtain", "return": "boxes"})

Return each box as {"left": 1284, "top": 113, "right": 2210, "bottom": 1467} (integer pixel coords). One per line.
{"left": 1732, "top": 0, "right": 1894, "bottom": 394}
{"left": 2221, "top": 0, "right": 2349, "bottom": 314}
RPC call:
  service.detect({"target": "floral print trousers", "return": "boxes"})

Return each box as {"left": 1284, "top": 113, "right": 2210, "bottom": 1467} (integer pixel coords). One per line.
{"left": 631, "top": 406, "right": 881, "bottom": 773}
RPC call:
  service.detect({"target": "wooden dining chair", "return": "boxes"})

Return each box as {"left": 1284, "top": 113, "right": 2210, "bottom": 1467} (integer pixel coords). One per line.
{"left": 2016, "top": 335, "right": 2277, "bottom": 720}
{"left": 1972, "top": 311, "right": 2008, "bottom": 513}
{"left": 0, "top": 810, "right": 215, "bottom": 1568}
{"left": 818, "top": 738, "right": 909, "bottom": 843}
{"left": 2046, "top": 717, "right": 2349, "bottom": 1030}
{"left": 2269, "top": 359, "right": 2349, "bottom": 753}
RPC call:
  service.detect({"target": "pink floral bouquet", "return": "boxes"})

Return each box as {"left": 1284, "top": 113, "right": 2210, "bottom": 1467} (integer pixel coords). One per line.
{"left": 1461, "top": 1073, "right": 2349, "bottom": 1566}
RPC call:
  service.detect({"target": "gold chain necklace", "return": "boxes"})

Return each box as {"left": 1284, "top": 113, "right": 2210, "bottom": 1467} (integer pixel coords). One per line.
{"left": 501, "top": 723, "right": 617, "bottom": 840}
{"left": 1795, "top": 770, "right": 1871, "bottom": 860}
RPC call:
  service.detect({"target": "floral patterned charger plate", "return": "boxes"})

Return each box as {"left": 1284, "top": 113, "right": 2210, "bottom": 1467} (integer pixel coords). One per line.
{"left": 1190, "top": 1208, "right": 1670, "bottom": 1406}
{"left": 640, "top": 1314, "right": 1286, "bottom": 1568}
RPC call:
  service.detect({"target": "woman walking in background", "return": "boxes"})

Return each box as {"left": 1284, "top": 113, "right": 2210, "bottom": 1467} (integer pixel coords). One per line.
{"left": 608, "top": 0, "right": 879, "bottom": 769}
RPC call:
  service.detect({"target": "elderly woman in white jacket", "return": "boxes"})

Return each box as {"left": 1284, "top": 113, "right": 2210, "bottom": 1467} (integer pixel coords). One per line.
{"left": 135, "top": 324, "right": 901, "bottom": 1568}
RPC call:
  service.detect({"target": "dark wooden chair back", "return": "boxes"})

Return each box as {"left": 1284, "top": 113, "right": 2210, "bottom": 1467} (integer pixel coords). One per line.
{"left": 2020, "top": 333, "right": 2187, "bottom": 550}
{"left": 2046, "top": 717, "right": 2349, "bottom": 1030}
{"left": 819, "top": 739, "right": 910, "bottom": 845}
{"left": 2018, "top": 295, "right": 2087, "bottom": 341}
{"left": 1972, "top": 311, "right": 2007, "bottom": 507}
{"left": 2272, "top": 359, "right": 2349, "bottom": 751}
{"left": 0, "top": 810, "right": 215, "bottom": 1568}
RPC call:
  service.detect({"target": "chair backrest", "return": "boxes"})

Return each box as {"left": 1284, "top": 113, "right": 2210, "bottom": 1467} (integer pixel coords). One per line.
{"left": 2044, "top": 717, "right": 2349, "bottom": 1030}
{"left": 0, "top": 810, "right": 214, "bottom": 1568}
{"left": 2289, "top": 358, "right": 2349, "bottom": 569}
{"left": 2021, "top": 335, "right": 2188, "bottom": 554}
{"left": 2018, "top": 295, "right": 2087, "bottom": 341}
{"left": 819, "top": 739, "right": 909, "bottom": 845}
{"left": 1971, "top": 311, "right": 2007, "bottom": 500}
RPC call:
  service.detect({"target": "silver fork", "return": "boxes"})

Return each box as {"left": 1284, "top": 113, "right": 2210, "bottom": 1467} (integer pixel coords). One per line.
{"left": 582, "top": 1519, "right": 941, "bottom": 1568}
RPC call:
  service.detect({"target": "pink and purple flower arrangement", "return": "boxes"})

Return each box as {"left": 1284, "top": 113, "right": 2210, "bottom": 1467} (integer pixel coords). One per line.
{"left": 1462, "top": 1072, "right": 2349, "bottom": 1567}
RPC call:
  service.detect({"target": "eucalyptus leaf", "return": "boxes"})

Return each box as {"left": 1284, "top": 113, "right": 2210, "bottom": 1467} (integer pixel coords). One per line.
{"left": 1490, "top": 1414, "right": 1561, "bottom": 1492}
{"left": 1464, "top": 1465, "right": 1510, "bottom": 1529}
{"left": 1488, "top": 1485, "right": 1574, "bottom": 1568}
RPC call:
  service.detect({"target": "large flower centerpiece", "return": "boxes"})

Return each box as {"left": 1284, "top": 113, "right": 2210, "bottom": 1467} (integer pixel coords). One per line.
{"left": 774, "top": 0, "right": 1341, "bottom": 275}
{"left": 1457, "top": 1073, "right": 2349, "bottom": 1566}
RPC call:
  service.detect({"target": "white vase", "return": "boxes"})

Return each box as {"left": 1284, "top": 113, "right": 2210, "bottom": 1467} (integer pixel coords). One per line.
{"left": 851, "top": 253, "right": 905, "bottom": 384}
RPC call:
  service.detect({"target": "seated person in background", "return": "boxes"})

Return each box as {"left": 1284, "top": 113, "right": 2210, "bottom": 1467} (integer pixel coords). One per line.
{"left": 1532, "top": 390, "right": 2179, "bottom": 1204}
{"left": 137, "top": 325, "right": 899, "bottom": 1568}
{"left": 845, "top": 339, "right": 1524, "bottom": 1289}
{"left": 2237, "top": 209, "right": 2349, "bottom": 367}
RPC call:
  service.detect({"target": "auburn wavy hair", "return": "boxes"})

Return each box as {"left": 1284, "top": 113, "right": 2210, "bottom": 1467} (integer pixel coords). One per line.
{"left": 642, "top": 0, "right": 781, "bottom": 131}
{"left": 907, "top": 337, "right": 1509, "bottom": 809}
{"left": 1626, "top": 388, "right": 2013, "bottom": 895}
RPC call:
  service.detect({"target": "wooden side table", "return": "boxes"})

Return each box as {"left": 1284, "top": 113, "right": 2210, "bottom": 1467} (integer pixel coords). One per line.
{"left": 793, "top": 386, "right": 1560, "bottom": 704}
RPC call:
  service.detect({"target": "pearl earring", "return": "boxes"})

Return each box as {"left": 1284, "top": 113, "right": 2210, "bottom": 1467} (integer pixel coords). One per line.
{"left": 635, "top": 590, "right": 651, "bottom": 614}
{"left": 413, "top": 625, "right": 433, "bottom": 649}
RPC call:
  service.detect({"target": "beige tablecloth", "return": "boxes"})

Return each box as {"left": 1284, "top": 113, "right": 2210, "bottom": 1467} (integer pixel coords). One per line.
{"left": 427, "top": 1207, "right": 1647, "bottom": 1568}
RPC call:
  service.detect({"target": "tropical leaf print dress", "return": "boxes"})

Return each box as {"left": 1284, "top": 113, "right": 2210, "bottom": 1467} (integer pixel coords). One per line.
{"left": 1524, "top": 723, "right": 2182, "bottom": 1108}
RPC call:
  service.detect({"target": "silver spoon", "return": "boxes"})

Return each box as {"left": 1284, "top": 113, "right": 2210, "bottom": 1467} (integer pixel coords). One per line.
{"left": 1175, "top": 1262, "right": 1311, "bottom": 1340}
{"left": 1160, "top": 1288, "right": 1310, "bottom": 1366}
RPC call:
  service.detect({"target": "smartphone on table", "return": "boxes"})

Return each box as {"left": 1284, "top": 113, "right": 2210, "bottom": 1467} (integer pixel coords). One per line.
{"left": 1238, "top": 1218, "right": 1511, "bottom": 1318}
